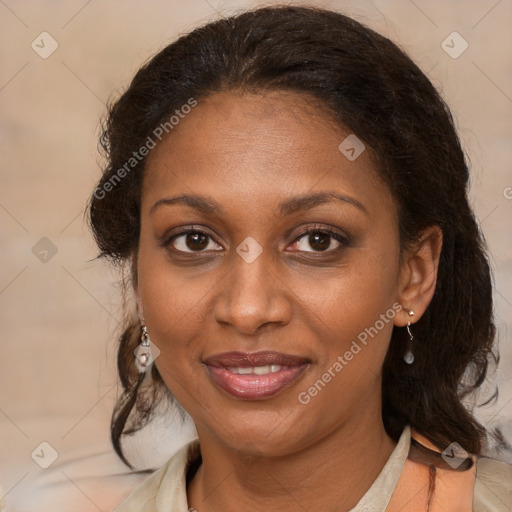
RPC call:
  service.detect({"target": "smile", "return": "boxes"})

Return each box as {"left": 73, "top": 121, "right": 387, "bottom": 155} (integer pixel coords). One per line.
{"left": 226, "top": 365, "right": 283, "bottom": 374}
{"left": 204, "top": 351, "right": 310, "bottom": 400}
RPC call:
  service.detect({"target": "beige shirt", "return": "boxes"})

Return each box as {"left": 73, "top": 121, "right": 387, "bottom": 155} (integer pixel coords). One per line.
{"left": 112, "top": 426, "right": 512, "bottom": 511}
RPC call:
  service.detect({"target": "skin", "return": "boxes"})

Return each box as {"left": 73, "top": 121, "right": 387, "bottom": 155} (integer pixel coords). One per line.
{"left": 135, "top": 90, "right": 442, "bottom": 512}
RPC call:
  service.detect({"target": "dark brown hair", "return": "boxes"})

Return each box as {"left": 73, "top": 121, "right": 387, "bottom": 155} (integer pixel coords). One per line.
{"left": 88, "top": 5, "right": 496, "bottom": 468}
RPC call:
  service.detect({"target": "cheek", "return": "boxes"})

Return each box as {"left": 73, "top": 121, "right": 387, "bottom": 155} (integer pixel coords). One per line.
{"left": 136, "top": 244, "right": 215, "bottom": 372}
{"left": 293, "top": 286, "right": 398, "bottom": 426}
{"left": 296, "top": 247, "right": 399, "bottom": 326}
{"left": 139, "top": 259, "right": 213, "bottom": 411}
{"left": 291, "top": 250, "right": 400, "bottom": 379}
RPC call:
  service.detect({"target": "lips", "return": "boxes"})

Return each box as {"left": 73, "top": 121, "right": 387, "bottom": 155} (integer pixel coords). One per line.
{"left": 204, "top": 351, "right": 310, "bottom": 400}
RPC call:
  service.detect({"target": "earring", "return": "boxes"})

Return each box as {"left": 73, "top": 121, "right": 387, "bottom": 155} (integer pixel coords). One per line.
{"left": 134, "top": 325, "right": 153, "bottom": 373}
{"left": 404, "top": 310, "right": 415, "bottom": 364}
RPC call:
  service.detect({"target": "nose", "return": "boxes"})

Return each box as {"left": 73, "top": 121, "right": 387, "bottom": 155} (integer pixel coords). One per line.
{"left": 212, "top": 251, "right": 292, "bottom": 335}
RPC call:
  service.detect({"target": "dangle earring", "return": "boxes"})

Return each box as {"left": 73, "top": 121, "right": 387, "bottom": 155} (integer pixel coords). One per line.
{"left": 403, "top": 310, "right": 415, "bottom": 364}
{"left": 134, "top": 325, "right": 153, "bottom": 373}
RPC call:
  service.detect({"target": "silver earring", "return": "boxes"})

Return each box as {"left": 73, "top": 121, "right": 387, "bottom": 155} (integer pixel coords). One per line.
{"left": 404, "top": 310, "right": 415, "bottom": 364}
{"left": 134, "top": 325, "right": 153, "bottom": 373}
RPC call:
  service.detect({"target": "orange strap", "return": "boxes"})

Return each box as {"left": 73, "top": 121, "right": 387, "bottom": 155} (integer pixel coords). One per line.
{"left": 387, "top": 431, "right": 476, "bottom": 511}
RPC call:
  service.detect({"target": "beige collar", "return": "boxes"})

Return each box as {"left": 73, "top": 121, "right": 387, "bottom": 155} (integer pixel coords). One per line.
{"left": 149, "top": 426, "right": 412, "bottom": 511}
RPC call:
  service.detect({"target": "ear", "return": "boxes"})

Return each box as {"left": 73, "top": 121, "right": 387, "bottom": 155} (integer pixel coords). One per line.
{"left": 131, "top": 253, "right": 145, "bottom": 324}
{"left": 394, "top": 225, "right": 443, "bottom": 327}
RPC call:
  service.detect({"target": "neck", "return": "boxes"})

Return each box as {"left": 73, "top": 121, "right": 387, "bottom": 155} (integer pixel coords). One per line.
{"left": 187, "top": 416, "right": 397, "bottom": 512}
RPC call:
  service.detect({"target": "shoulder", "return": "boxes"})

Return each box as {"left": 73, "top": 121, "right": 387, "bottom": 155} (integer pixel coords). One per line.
{"left": 110, "top": 466, "right": 164, "bottom": 512}
{"left": 410, "top": 428, "right": 511, "bottom": 510}
{"left": 473, "top": 456, "right": 512, "bottom": 511}
{"left": 112, "top": 439, "right": 200, "bottom": 512}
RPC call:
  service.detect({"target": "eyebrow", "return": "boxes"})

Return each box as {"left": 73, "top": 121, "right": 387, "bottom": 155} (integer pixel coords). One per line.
{"left": 149, "top": 191, "right": 368, "bottom": 216}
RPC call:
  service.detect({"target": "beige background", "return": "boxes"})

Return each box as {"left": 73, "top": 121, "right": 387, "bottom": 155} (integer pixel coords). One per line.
{"left": 0, "top": 0, "right": 511, "bottom": 511}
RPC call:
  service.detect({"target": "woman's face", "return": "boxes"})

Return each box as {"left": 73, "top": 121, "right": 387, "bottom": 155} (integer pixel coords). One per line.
{"left": 136, "top": 90, "right": 408, "bottom": 456}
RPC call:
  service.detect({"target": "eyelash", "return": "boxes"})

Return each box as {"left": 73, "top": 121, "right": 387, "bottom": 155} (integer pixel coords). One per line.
{"left": 162, "top": 225, "right": 349, "bottom": 255}
{"left": 291, "top": 226, "right": 349, "bottom": 252}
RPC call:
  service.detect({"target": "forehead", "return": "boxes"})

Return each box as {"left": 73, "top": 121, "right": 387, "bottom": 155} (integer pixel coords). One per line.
{"left": 141, "top": 90, "right": 393, "bottom": 219}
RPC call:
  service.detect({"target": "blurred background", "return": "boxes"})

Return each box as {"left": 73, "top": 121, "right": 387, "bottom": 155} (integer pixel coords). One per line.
{"left": 0, "top": 0, "right": 511, "bottom": 510}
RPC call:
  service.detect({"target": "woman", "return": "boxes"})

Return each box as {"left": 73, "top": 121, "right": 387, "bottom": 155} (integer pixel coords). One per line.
{"left": 88, "top": 6, "right": 512, "bottom": 511}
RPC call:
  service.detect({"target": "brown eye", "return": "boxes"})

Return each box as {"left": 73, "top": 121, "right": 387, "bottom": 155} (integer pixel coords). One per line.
{"left": 186, "top": 232, "right": 209, "bottom": 251}
{"left": 308, "top": 232, "right": 331, "bottom": 251}
{"left": 168, "top": 230, "right": 222, "bottom": 253}
{"left": 291, "top": 229, "right": 346, "bottom": 253}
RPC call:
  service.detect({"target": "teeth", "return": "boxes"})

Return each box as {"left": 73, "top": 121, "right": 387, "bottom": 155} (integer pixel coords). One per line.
{"left": 227, "top": 365, "right": 283, "bottom": 375}
{"left": 253, "top": 365, "right": 270, "bottom": 375}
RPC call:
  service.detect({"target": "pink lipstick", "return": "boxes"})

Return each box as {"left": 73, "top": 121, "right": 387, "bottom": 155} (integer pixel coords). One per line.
{"left": 204, "top": 351, "right": 310, "bottom": 400}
